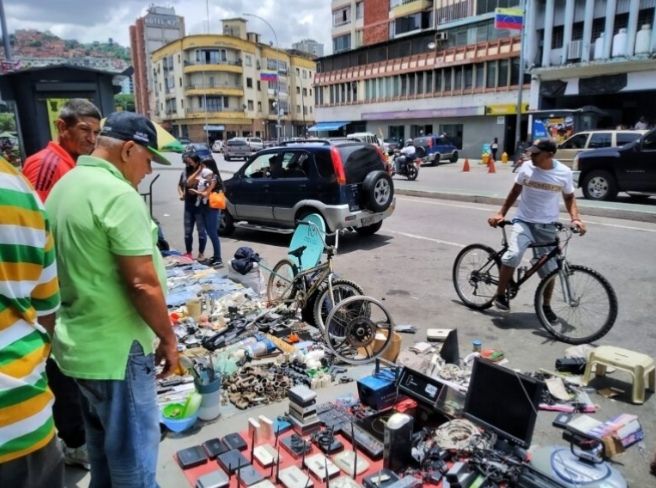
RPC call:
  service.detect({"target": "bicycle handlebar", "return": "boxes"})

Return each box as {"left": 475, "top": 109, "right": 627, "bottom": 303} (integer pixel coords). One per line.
{"left": 495, "top": 219, "right": 580, "bottom": 234}
{"left": 294, "top": 219, "right": 338, "bottom": 253}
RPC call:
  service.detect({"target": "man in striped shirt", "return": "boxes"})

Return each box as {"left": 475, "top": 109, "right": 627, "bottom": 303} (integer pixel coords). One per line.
{"left": 0, "top": 156, "right": 63, "bottom": 486}
{"left": 22, "top": 98, "right": 101, "bottom": 202}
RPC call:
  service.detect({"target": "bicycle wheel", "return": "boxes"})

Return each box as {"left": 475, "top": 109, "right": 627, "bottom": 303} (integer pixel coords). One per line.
{"left": 324, "top": 295, "right": 394, "bottom": 364}
{"left": 266, "top": 259, "right": 296, "bottom": 306}
{"left": 534, "top": 264, "right": 618, "bottom": 345}
{"left": 312, "top": 279, "right": 364, "bottom": 331}
{"left": 452, "top": 244, "right": 500, "bottom": 310}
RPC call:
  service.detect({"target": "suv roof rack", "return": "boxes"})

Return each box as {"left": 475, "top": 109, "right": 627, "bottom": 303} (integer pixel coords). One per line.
{"left": 279, "top": 139, "right": 332, "bottom": 146}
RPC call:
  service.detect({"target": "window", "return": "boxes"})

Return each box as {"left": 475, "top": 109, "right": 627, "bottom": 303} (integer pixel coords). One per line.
{"left": 247, "top": 100, "right": 254, "bottom": 111}
{"left": 444, "top": 68, "right": 452, "bottom": 92}
{"left": 244, "top": 153, "right": 274, "bottom": 178}
{"left": 417, "top": 72, "right": 424, "bottom": 95}
{"left": 296, "top": 67, "right": 300, "bottom": 76}
{"left": 561, "top": 133, "right": 588, "bottom": 149}
{"left": 257, "top": 81, "right": 261, "bottom": 91}
{"left": 616, "top": 132, "right": 642, "bottom": 146}
{"left": 257, "top": 101, "right": 262, "bottom": 112}
{"left": 246, "top": 77, "right": 253, "bottom": 88}
{"left": 392, "top": 12, "right": 431, "bottom": 36}
{"left": 245, "top": 55, "right": 252, "bottom": 67}
{"left": 475, "top": 63, "right": 485, "bottom": 88}
{"left": 296, "top": 86, "right": 301, "bottom": 94}
{"left": 486, "top": 62, "right": 497, "bottom": 88}
{"left": 333, "top": 7, "right": 351, "bottom": 26}
{"left": 642, "top": 131, "right": 656, "bottom": 151}
{"left": 356, "top": 1, "right": 363, "bottom": 20}
{"left": 296, "top": 105, "right": 301, "bottom": 113}
{"left": 498, "top": 59, "right": 509, "bottom": 86}
{"left": 303, "top": 88, "right": 307, "bottom": 96}
{"left": 464, "top": 65, "right": 473, "bottom": 89}
{"left": 425, "top": 71, "right": 433, "bottom": 93}
{"left": 333, "top": 34, "right": 351, "bottom": 53}
{"left": 589, "top": 133, "right": 612, "bottom": 149}
{"left": 179, "top": 77, "right": 182, "bottom": 87}
{"left": 454, "top": 67, "right": 463, "bottom": 91}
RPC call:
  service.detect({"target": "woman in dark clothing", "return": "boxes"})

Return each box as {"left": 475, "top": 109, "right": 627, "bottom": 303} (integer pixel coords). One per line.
{"left": 177, "top": 151, "right": 207, "bottom": 260}
{"left": 189, "top": 157, "right": 224, "bottom": 268}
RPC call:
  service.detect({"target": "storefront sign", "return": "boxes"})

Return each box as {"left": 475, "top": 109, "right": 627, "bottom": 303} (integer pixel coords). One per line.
{"left": 362, "top": 106, "right": 482, "bottom": 121}
{"left": 203, "top": 125, "right": 225, "bottom": 131}
{"left": 485, "top": 103, "right": 529, "bottom": 115}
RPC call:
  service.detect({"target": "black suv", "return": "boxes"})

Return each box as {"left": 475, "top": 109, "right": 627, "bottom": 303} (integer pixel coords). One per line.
{"left": 221, "top": 140, "right": 395, "bottom": 236}
{"left": 573, "top": 128, "right": 656, "bottom": 200}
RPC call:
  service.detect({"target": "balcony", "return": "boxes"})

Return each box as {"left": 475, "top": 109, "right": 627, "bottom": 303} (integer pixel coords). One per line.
{"left": 183, "top": 60, "right": 243, "bottom": 74}
{"left": 184, "top": 108, "right": 252, "bottom": 124}
{"left": 390, "top": 0, "right": 432, "bottom": 18}
{"left": 184, "top": 84, "right": 244, "bottom": 97}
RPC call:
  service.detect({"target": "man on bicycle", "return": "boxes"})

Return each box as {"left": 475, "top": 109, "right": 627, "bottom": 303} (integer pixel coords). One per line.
{"left": 488, "top": 139, "right": 586, "bottom": 320}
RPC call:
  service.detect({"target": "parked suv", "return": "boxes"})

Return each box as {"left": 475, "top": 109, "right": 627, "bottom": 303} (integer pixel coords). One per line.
{"left": 246, "top": 137, "right": 264, "bottom": 152}
{"left": 223, "top": 138, "right": 252, "bottom": 161}
{"left": 558, "top": 129, "right": 646, "bottom": 167}
{"left": 221, "top": 139, "right": 395, "bottom": 237}
{"left": 185, "top": 142, "right": 211, "bottom": 160}
{"left": 413, "top": 135, "right": 459, "bottom": 165}
{"left": 573, "top": 128, "right": 656, "bottom": 201}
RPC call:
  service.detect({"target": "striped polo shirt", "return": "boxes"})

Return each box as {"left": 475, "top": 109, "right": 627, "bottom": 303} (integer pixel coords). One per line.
{"left": 22, "top": 141, "right": 76, "bottom": 203}
{"left": 0, "top": 157, "right": 60, "bottom": 463}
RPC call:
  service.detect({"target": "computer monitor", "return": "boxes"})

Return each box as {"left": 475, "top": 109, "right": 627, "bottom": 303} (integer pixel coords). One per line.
{"left": 463, "top": 357, "right": 544, "bottom": 449}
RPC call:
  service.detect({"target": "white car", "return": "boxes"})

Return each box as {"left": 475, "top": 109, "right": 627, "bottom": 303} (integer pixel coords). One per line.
{"left": 211, "top": 140, "right": 223, "bottom": 153}
{"left": 246, "top": 137, "right": 264, "bottom": 152}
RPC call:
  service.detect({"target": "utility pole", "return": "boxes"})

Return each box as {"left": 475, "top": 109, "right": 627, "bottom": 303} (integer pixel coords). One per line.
{"left": 0, "top": 0, "right": 12, "bottom": 61}
{"left": 243, "top": 13, "right": 281, "bottom": 143}
{"left": 515, "top": 0, "right": 527, "bottom": 150}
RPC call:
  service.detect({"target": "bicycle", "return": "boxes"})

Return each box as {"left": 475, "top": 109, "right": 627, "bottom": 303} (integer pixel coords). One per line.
{"left": 266, "top": 220, "right": 394, "bottom": 364}
{"left": 452, "top": 220, "right": 618, "bottom": 345}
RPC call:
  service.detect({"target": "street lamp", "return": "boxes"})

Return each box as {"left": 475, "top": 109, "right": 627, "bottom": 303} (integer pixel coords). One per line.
{"left": 243, "top": 12, "right": 282, "bottom": 143}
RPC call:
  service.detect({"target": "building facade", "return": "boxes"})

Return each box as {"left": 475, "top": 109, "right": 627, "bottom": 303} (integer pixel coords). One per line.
{"left": 292, "top": 39, "right": 325, "bottom": 58}
{"left": 129, "top": 6, "right": 185, "bottom": 118}
{"left": 151, "top": 19, "right": 316, "bottom": 143}
{"left": 526, "top": 0, "right": 656, "bottom": 137}
{"left": 319, "top": 0, "right": 527, "bottom": 157}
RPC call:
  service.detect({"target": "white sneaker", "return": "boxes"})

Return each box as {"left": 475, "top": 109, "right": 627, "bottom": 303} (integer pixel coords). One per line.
{"left": 63, "top": 443, "right": 91, "bottom": 470}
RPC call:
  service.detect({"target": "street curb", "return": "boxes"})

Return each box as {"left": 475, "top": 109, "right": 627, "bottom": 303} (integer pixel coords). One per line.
{"left": 395, "top": 188, "right": 656, "bottom": 224}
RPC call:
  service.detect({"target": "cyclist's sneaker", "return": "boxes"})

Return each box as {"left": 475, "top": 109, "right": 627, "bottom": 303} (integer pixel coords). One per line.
{"left": 542, "top": 305, "right": 559, "bottom": 324}
{"left": 494, "top": 294, "right": 510, "bottom": 312}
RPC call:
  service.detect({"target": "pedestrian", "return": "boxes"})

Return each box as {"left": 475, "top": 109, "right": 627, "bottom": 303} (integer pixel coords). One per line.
{"left": 21, "top": 97, "right": 101, "bottom": 470}
{"left": 490, "top": 137, "right": 499, "bottom": 161}
{"left": 189, "top": 157, "right": 224, "bottom": 268}
{"left": 178, "top": 150, "right": 207, "bottom": 260}
{"left": 634, "top": 116, "right": 648, "bottom": 130}
{"left": 0, "top": 156, "right": 63, "bottom": 487}
{"left": 23, "top": 98, "right": 101, "bottom": 202}
{"left": 45, "top": 112, "right": 179, "bottom": 487}
{"left": 488, "top": 139, "right": 586, "bottom": 318}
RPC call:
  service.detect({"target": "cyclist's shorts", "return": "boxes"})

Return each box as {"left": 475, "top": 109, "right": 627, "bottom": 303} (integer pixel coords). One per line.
{"left": 501, "top": 220, "right": 557, "bottom": 278}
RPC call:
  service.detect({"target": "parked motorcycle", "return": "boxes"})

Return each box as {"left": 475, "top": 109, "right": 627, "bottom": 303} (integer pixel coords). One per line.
{"left": 391, "top": 150, "right": 419, "bottom": 181}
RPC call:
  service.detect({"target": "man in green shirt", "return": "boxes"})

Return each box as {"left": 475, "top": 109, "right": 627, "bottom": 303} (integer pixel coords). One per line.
{"left": 46, "top": 112, "right": 178, "bottom": 487}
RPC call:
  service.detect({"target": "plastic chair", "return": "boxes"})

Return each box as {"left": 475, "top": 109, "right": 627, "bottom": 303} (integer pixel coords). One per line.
{"left": 582, "top": 346, "right": 655, "bottom": 404}
{"left": 287, "top": 213, "right": 325, "bottom": 271}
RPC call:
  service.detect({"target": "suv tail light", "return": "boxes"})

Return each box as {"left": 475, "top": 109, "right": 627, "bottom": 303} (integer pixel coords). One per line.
{"left": 330, "top": 147, "right": 347, "bottom": 185}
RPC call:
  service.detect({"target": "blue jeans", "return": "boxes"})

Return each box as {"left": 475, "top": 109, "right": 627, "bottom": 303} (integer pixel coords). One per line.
{"left": 202, "top": 206, "right": 222, "bottom": 261}
{"left": 76, "top": 341, "right": 160, "bottom": 488}
{"left": 183, "top": 205, "right": 207, "bottom": 254}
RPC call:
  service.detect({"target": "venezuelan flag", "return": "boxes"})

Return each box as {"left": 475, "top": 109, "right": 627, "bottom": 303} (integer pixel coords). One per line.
{"left": 260, "top": 72, "right": 278, "bottom": 82}
{"left": 495, "top": 7, "right": 523, "bottom": 31}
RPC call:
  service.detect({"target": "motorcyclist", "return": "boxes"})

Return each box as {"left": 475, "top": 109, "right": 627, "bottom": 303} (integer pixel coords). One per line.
{"left": 396, "top": 138, "right": 416, "bottom": 173}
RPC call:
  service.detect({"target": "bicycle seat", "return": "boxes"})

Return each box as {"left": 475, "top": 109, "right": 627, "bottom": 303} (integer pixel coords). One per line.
{"left": 289, "top": 245, "right": 307, "bottom": 259}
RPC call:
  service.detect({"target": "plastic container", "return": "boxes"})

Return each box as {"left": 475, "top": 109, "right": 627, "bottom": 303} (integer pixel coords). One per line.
{"left": 594, "top": 33, "right": 605, "bottom": 60}
{"left": 612, "top": 28, "right": 627, "bottom": 57}
{"left": 160, "top": 402, "right": 198, "bottom": 433}
{"left": 472, "top": 340, "right": 482, "bottom": 353}
{"left": 635, "top": 24, "right": 651, "bottom": 54}
{"left": 195, "top": 376, "right": 222, "bottom": 421}
{"left": 186, "top": 297, "right": 201, "bottom": 321}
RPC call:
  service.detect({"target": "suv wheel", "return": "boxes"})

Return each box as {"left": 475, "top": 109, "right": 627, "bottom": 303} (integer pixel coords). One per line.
{"left": 450, "top": 151, "right": 459, "bottom": 163}
{"left": 355, "top": 221, "right": 382, "bottom": 236}
{"left": 582, "top": 170, "right": 618, "bottom": 201}
{"left": 219, "top": 211, "right": 235, "bottom": 236}
{"left": 363, "top": 171, "right": 394, "bottom": 212}
{"left": 415, "top": 146, "right": 427, "bottom": 158}
{"left": 431, "top": 153, "right": 440, "bottom": 166}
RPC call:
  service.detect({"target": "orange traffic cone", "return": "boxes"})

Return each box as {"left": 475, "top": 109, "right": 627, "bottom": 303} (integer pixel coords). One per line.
{"left": 462, "top": 159, "right": 470, "bottom": 172}
{"left": 488, "top": 159, "right": 496, "bottom": 174}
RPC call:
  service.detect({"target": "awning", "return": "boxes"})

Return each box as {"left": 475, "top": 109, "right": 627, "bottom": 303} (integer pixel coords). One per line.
{"left": 307, "top": 121, "right": 349, "bottom": 132}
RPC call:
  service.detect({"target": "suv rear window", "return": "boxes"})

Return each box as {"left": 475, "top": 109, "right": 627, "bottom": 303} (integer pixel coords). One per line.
{"left": 228, "top": 140, "right": 247, "bottom": 146}
{"left": 314, "top": 151, "right": 335, "bottom": 179}
{"left": 589, "top": 133, "right": 611, "bottom": 149}
{"left": 413, "top": 136, "right": 430, "bottom": 146}
{"left": 338, "top": 144, "right": 384, "bottom": 183}
{"left": 616, "top": 132, "right": 642, "bottom": 146}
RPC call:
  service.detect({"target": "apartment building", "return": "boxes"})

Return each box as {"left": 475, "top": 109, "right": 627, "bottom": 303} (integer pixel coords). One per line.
{"left": 151, "top": 19, "right": 316, "bottom": 142}
{"left": 292, "top": 39, "right": 325, "bottom": 58}
{"left": 130, "top": 6, "right": 185, "bottom": 117}
{"left": 526, "top": 0, "right": 656, "bottom": 135}
{"left": 320, "top": 0, "right": 526, "bottom": 157}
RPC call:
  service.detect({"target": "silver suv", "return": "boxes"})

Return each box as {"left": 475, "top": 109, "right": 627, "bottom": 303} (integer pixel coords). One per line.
{"left": 223, "top": 138, "right": 252, "bottom": 161}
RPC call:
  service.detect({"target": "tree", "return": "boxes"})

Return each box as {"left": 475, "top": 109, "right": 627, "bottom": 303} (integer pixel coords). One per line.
{"left": 0, "top": 113, "right": 16, "bottom": 132}
{"left": 114, "top": 94, "right": 135, "bottom": 112}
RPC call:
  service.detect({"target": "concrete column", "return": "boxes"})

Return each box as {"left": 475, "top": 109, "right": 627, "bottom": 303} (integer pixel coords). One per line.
{"left": 562, "top": 0, "right": 575, "bottom": 64}
{"left": 603, "top": 0, "right": 617, "bottom": 59}
{"left": 626, "top": 0, "right": 640, "bottom": 56}
{"left": 542, "top": 0, "right": 555, "bottom": 67}
{"left": 525, "top": 0, "right": 538, "bottom": 68}
{"left": 582, "top": 0, "right": 595, "bottom": 61}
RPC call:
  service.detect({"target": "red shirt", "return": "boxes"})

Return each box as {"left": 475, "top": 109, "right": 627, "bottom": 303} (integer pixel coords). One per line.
{"left": 22, "top": 141, "right": 76, "bottom": 202}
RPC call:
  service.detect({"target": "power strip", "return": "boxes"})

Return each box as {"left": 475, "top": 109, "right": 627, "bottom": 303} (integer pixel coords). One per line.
{"left": 278, "top": 466, "right": 313, "bottom": 488}
{"left": 253, "top": 444, "right": 278, "bottom": 467}
{"left": 333, "top": 450, "right": 370, "bottom": 476}
{"left": 303, "top": 453, "right": 340, "bottom": 481}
